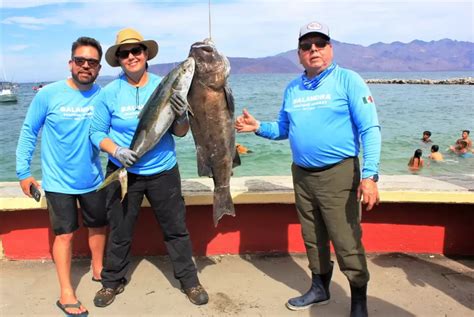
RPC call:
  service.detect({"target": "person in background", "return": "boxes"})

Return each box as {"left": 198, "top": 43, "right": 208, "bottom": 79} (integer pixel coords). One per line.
{"left": 90, "top": 28, "right": 208, "bottom": 308}
{"left": 421, "top": 130, "right": 432, "bottom": 143}
{"left": 450, "top": 140, "right": 473, "bottom": 157}
{"left": 428, "top": 145, "right": 443, "bottom": 161}
{"left": 451, "top": 130, "right": 472, "bottom": 152}
{"left": 16, "top": 37, "right": 106, "bottom": 316}
{"left": 408, "top": 149, "right": 424, "bottom": 171}
{"left": 236, "top": 143, "right": 252, "bottom": 154}
{"left": 235, "top": 21, "right": 380, "bottom": 317}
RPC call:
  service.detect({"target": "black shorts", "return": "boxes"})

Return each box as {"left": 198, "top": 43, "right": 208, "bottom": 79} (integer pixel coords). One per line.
{"left": 45, "top": 189, "right": 107, "bottom": 235}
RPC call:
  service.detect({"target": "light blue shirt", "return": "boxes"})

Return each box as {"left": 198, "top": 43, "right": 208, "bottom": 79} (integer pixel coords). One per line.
{"left": 90, "top": 73, "right": 177, "bottom": 175}
{"left": 257, "top": 65, "right": 381, "bottom": 178}
{"left": 16, "top": 80, "right": 103, "bottom": 193}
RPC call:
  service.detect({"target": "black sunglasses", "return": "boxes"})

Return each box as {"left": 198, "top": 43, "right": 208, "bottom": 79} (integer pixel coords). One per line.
{"left": 116, "top": 46, "right": 146, "bottom": 59}
{"left": 299, "top": 39, "right": 329, "bottom": 52}
{"left": 72, "top": 56, "right": 100, "bottom": 68}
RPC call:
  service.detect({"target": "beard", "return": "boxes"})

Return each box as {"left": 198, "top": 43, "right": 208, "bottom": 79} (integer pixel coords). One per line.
{"left": 71, "top": 70, "right": 98, "bottom": 86}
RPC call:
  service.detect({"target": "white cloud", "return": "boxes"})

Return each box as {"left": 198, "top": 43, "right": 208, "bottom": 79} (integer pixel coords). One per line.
{"left": 2, "top": 16, "right": 63, "bottom": 30}
{"left": 1, "top": 0, "right": 472, "bottom": 82}
{"left": 8, "top": 44, "right": 30, "bottom": 51}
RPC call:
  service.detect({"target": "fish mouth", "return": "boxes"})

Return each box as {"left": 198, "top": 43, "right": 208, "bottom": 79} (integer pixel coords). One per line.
{"left": 191, "top": 38, "right": 216, "bottom": 52}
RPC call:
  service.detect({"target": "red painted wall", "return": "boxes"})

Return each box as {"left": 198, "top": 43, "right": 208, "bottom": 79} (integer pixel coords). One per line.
{"left": 1, "top": 203, "right": 473, "bottom": 259}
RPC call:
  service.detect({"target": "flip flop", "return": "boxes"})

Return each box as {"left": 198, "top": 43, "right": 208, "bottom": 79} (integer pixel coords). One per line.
{"left": 56, "top": 300, "right": 89, "bottom": 316}
{"left": 92, "top": 277, "right": 102, "bottom": 282}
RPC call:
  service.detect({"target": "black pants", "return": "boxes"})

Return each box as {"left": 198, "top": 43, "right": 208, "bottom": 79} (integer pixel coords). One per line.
{"left": 101, "top": 161, "right": 199, "bottom": 289}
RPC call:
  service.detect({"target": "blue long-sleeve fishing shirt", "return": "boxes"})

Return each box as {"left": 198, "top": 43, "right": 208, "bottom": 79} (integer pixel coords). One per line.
{"left": 256, "top": 65, "right": 381, "bottom": 178}
{"left": 16, "top": 80, "right": 103, "bottom": 193}
{"left": 89, "top": 73, "right": 177, "bottom": 175}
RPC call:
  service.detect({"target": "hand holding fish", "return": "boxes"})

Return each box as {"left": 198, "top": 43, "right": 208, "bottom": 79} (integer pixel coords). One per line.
{"left": 235, "top": 108, "right": 260, "bottom": 133}
{"left": 114, "top": 146, "right": 138, "bottom": 167}
{"left": 170, "top": 93, "right": 189, "bottom": 119}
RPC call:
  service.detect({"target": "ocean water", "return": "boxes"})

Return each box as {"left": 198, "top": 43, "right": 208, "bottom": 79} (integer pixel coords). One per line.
{"left": 1, "top": 71, "right": 473, "bottom": 182}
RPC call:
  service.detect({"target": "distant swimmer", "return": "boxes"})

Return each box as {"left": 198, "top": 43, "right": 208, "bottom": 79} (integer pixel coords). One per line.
{"left": 236, "top": 143, "right": 252, "bottom": 154}
{"left": 450, "top": 130, "right": 472, "bottom": 152}
{"left": 421, "top": 130, "right": 432, "bottom": 143}
{"left": 428, "top": 145, "right": 443, "bottom": 161}
{"left": 450, "top": 140, "right": 472, "bottom": 157}
{"left": 408, "top": 149, "right": 424, "bottom": 171}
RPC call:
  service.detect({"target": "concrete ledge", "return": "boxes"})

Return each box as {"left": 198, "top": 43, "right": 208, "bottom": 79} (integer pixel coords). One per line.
{"left": 1, "top": 174, "right": 473, "bottom": 211}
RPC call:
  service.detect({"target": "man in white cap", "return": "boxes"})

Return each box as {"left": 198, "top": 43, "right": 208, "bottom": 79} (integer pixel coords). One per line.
{"left": 91, "top": 28, "right": 208, "bottom": 308}
{"left": 235, "top": 21, "right": 381, "bottom": 317}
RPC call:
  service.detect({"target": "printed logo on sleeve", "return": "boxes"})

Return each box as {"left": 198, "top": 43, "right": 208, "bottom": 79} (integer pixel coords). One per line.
{"left": 362, "top": 95, "right": 374, "bottom": 104}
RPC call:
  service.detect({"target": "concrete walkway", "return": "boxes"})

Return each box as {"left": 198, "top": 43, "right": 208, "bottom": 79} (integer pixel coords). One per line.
{"left": 1, "top": 253, "right": 473, "bottom": 316}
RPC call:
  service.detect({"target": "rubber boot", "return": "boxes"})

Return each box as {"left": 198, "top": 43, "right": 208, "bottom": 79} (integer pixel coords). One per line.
{"left": 350, "top": 284, "right": 368, "bottom": 317}
{"left": 286, "top": 261, "right": 334, "bottom": 311}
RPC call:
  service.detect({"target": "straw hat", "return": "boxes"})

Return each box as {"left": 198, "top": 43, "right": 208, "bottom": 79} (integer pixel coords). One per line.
{"left": 105, "top": 28, "right": 159, "bottom": 67}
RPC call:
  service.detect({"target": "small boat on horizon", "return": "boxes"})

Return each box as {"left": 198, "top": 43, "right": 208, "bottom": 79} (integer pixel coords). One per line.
{"left": 33, "top": 83, "right": 45, "bottom": 92}
{"left": 0, "top": 82, "right": 18, "bottom": 103}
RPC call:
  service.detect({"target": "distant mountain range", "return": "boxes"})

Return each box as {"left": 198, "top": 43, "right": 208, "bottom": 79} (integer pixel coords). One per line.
{"left": 147, "top": 39, "right": 473, "bottom": 75}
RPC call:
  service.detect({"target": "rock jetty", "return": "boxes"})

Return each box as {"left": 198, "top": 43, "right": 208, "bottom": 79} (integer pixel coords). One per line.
{"left": 365, "top": 77, "right": 473, "bottom": 85}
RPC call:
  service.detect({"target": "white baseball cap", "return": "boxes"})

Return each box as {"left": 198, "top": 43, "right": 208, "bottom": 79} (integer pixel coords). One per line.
{"left": 299, "top": 21, "right": 330, "bottom": 40}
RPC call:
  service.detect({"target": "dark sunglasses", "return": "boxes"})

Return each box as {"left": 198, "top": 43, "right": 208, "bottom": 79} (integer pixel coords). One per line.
{"left": 116, "top": 46, "right": 146, "bottom": 59}
{"left": 299, "top": 39, "right": 329, "bottom": 51}
{"left": 72, "top": 56, "right": 100, "bottom": 68}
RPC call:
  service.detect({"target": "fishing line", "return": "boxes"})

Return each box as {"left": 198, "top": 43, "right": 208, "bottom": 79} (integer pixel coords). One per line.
{"left": 208, "top": 0, "right": 212, "bottom": 39}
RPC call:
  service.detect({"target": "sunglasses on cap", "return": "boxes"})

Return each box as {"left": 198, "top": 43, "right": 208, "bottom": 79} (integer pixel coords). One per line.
{"left": 72, "top": 56, "right": 100, "bottom": 68}
{"left": 116, "top": 45, "right": 146, "bottom": 59}
{"left": 299, "top": 39, "right": 329, "bottom": 52}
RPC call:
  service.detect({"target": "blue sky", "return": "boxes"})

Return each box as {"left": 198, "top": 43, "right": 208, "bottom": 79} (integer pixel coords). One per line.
{"left": 1, "top": 0, "right": 473, "bottom": 83}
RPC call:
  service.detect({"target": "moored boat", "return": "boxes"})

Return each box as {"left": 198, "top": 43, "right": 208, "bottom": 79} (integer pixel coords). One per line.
{"left": 0, "top": 82, "right": 18, "bottom": 103}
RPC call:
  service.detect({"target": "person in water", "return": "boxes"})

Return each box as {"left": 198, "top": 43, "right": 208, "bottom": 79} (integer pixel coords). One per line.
{"left": 428, "top": 145, "right": 443, "bottom": 161}
{"left": 450, "top": 130, "right": 472, "bottom": 153}
{"left": 421, "top": 130, "right": 432, "bottom": 143}
{"left": 408, "top": 149, "right": 424, "bottom": 171}
{"left": 236, "top": 143, "right": 252, "bottom": 154}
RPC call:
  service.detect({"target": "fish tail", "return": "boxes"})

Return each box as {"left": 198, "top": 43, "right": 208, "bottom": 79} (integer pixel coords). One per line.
{"left": 118, "top": 169, "right": 128, "bottom": 202}
{"left": 97, "top": 168, "right": 128, "bottom": 201}
{"left": 213, "top": 185, "right": 235, "bottom": 226}
{"left": 97, "top": 168, "right": 125, "bottom": 191}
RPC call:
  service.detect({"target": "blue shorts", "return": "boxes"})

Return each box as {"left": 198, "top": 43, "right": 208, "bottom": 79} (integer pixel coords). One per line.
{"left": 45, "top": 189, "right": 107, "bottom": 235}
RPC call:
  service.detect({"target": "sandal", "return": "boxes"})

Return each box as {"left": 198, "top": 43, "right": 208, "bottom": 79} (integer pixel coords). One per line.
{"left": 92, "top": 277, "right": 102, "bottom": 282}
{"left": 56, "top": 300, "right": 89, "bottom": 316}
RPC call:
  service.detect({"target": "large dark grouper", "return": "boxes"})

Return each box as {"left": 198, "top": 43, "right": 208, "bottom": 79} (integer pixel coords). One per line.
{"left": 99, "top": 57, "right": 195, "bottom": 198}
{"left": 188, "top": 39, "right": 241, "bottom": 226}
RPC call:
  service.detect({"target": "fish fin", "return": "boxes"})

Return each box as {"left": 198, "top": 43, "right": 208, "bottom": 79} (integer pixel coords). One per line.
{"left": 213, "top": 186, "right": 235, "bottom": 227}
{"left": 232, "top": 148, "right": 241, "bottom": 168}
{"left": 196, "top": 147, "right": 213, "bottom": 177}
{"left": 97, "top": 168, "right": 125, "bottom": 191}
{"left": 224, "top": 85, "right": 235, "bottom": 117}
{"left": 197, "top": 160, "right": 213, "bottom": 177}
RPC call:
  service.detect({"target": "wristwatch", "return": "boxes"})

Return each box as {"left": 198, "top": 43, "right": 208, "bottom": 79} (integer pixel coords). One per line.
{"left": 365, "top": 174, "right": 379, "bottom": 182}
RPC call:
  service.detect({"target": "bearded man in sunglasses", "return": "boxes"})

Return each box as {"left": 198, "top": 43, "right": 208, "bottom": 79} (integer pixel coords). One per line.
{"left": 16, "top": 37, "right": 106, "bottom": 316}
{"left": 235, "top": 21, "right": 381, "bottom": 317}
